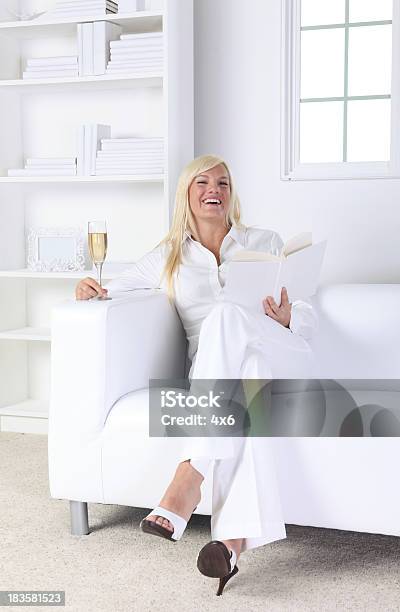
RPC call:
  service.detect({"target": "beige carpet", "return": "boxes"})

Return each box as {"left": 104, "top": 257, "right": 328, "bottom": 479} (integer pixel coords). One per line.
{"left": 1, "top": 432, "right": 400, "bottom": 612}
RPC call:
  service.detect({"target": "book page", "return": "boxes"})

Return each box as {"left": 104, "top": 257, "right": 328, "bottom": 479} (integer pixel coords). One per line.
{"left": 231, "top": 250, "right": 280, "bottom": 262}
{"left": 277, "top": 241, "right": 327, "bottom": 302}
{"left": 282, "top": 232, "right": 312, "bottom": 257}
{"left": 223, "top": 261, "right": 281, "bottom": 314}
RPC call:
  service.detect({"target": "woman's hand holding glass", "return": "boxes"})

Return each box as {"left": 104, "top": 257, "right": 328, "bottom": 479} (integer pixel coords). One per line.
{"left": 75, "top": 220, "right": 112, "bottom": 301}
{"left": 87, "top": 220, "right": 112, "bottom": 300}
{"left": 263, "top": 286, "right": 292, "bottom": 328}
{"left": 75, "top": 277, "right": 108, "bottom": 300}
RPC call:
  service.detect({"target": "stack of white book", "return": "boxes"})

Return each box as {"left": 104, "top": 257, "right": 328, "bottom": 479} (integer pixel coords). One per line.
{"left": 23, "top": 56, "right": 78, "bottom": 80}
{"left": 45, "top": 0, "right": 118, "bottom": 19}
{"left": 8, "top": 158, "right": 77, "bottom": 177}
{"left": 78, "top": 22, "right": 122, "bottom": 76}
{"left": 106, "top": 32, "right": 163, "bottom": 75}
{"left": 77, "top": 124, "right": 111, "bottom": 175}
{"left": 95, "top": 137, "right": 164, "bottom": 175}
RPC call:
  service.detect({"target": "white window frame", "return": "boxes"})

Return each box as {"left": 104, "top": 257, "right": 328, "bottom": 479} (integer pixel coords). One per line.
{"left": 281, "top": 0, "right": 400, "bottom": 180}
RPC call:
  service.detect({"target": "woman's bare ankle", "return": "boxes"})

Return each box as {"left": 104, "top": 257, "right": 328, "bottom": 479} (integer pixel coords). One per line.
{"left": 154, "top": 460, "right": 202, "bottom": 523}
{"left": 178, "top": 459, "right": 204, "bottom": 482}
{"left": 222, "top": 538, "right": 243, "bottom": 562}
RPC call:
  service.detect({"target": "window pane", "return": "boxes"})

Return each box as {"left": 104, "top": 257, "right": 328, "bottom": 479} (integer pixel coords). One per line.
{"left": 301, "top": 0, "right": 345, "bottom": 27}
{"left": 301, "top": 29, "right": 345, "bottom": 98}
{"left": 300, "top": 102, "right": 343, "bottom": 162}
{"left": 348, "top": 25, "right": 392, "bottom": 96}
{"left": 349, "top": 0, "right": 392, "bottom": 23}
{"left": 347, "top": 99, "right": 391, "bottom": 161}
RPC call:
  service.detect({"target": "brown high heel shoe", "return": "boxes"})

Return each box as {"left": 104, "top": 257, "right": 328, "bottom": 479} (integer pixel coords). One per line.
{"left": 197, "top": 540, "right": 239, "bottom": 596}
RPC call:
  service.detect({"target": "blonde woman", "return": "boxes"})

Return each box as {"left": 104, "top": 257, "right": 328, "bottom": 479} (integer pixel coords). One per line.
{"left": 75, "top": 155, "right": 317, "bottom": 596}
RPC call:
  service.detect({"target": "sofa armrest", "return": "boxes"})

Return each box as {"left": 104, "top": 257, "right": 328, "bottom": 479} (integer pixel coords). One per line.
{"left": 49, "top": 290, "right": 186, "bottom": 436}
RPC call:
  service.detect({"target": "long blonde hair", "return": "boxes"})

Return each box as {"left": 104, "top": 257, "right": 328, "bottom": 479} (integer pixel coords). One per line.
{"left": 159, "top": 154, "right": 244, "bottom": 298}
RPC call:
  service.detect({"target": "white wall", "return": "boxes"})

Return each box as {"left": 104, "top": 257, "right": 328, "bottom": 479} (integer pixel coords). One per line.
{"left": 193, "top": 0, "right": 400, "bottom": 284}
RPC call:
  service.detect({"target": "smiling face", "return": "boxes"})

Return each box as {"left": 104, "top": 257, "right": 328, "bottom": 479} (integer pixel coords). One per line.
{"left": 188, "top": 164, "right": 231, "bottom": 224}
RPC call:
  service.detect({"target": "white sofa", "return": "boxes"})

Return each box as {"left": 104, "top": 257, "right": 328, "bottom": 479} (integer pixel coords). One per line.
{"left": 49, "top": 285, "right": 400, "bottom": 537}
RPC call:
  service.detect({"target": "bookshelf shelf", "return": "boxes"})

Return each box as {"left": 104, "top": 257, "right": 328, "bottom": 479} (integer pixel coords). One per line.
{"left": 0, "top": 399, "right": 48, "bottom": 418}
{"left": 0, "top": 74, "right": 163, "bottom": 93}
{"left": 0, "top": 11, "right": 163, "bottom": 39}
{"left": 0, "top": 327, "right": 51, "bottom": 341}
{"left": 0, "top": 269, "right": 120, "bottom": 279}
{"left": 0, "top": 174, "right": 164, "bottom": 183}
{"left": 0, "top": 399, "right": 49, "bottom": 434}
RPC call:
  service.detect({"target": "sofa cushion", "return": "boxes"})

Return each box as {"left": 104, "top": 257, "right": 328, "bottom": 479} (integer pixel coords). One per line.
{"left": 104, "top": 382, "right": 400, "bottom": 439}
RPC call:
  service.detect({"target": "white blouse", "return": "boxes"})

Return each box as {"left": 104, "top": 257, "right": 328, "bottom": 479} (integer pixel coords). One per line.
{"left": 104, "top": 225, "right": 318, "bottom": 361}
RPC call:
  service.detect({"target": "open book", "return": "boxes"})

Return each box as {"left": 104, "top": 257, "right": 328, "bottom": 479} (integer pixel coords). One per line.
{"left": 223, "top": 232, "right": 326, "bottom": 314}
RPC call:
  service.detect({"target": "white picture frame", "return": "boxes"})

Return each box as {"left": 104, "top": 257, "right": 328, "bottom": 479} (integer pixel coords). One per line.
{"left": 27, "top": 227, "right": 85, "bottom": 272}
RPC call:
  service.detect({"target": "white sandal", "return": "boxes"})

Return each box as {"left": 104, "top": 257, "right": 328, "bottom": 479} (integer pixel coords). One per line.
{"left": 140, "top": 505, "right": 196, "bottom": 542}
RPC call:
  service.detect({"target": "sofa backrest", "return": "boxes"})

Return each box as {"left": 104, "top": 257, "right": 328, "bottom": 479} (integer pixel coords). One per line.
{"left": 310, "top": 284, "right": 400, "bottom": 379}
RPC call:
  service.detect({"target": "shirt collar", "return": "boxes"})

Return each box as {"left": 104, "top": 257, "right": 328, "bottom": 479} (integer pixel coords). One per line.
{"left": 227, "top": 225, "right": 246, "bottom": 247}
{"left": 183, "top": 225, "right": 246, "bottom": 246}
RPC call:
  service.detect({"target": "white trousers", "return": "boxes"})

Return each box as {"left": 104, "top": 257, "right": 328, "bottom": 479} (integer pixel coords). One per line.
{"left": 178, "top": 302, "right": 314, "bottom": 553}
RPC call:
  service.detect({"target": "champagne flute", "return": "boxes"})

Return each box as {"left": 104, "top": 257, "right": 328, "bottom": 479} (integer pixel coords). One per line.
{"left": 88, "top": 220, "right": 112, "bottom": 300}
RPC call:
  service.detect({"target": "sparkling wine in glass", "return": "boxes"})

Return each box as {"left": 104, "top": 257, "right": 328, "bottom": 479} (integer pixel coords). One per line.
{"left": 88, "top": 220, "right": 111, "bottom": 300}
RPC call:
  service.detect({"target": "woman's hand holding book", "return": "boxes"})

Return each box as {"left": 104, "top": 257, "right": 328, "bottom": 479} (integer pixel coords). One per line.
{"left": 263, "top": 287, "right": 291, "bottom": 328}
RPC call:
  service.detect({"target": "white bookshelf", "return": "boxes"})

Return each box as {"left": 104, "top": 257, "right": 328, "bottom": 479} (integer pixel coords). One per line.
{"left": 0, "top": 0, "right": 194, "bottom": 434}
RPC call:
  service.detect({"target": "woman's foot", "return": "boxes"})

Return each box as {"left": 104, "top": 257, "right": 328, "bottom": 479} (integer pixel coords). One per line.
{"left": 197, "top": 538, "right": 243, "bottom": 595}
{"left": 145, "top": 460, "right": 203, "bottom": 533}
{"left": 221, "top": 538, "right": 243, "bottom": 565}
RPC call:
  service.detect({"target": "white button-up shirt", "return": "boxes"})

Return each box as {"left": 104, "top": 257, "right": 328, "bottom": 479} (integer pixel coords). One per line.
{"left": 105, "top": 225, "right": 317, "bottom": 361}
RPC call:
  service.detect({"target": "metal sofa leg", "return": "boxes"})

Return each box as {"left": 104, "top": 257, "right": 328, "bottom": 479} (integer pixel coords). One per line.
{"left": 70, "top": 501, "right": 89, "bottom": 535}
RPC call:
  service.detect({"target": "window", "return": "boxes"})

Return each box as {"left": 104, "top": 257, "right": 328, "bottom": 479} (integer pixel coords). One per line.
{"left": 281, "top": 0, "right": 400, "bottom": 179}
